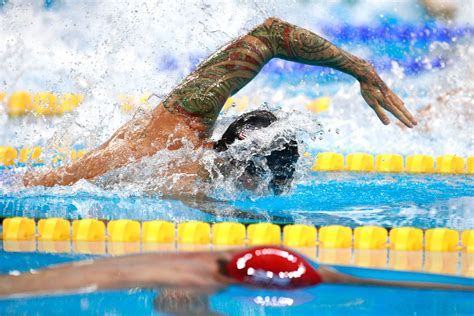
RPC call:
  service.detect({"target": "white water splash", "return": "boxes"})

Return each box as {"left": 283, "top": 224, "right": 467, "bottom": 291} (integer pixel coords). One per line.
{"left": 0, "top": 0, "right": 472, "bottom": 201}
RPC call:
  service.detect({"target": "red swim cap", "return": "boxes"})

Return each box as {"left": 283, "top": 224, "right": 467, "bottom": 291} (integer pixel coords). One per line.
{"left": 226, "top": 246, "right": 322, "bottom": 289}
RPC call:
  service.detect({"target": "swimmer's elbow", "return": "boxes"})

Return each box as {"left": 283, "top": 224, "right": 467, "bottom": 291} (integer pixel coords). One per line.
{"left": 251, "top": 17, "right": 286, "bottom": 58}
{"left": 263, "top": 16, "right": 284, "bottom": 27}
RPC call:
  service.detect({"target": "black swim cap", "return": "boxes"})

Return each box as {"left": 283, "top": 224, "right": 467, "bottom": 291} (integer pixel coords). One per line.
{"left": 214, "top": 110, "right": 278, "bottom": 152}
{"left": 214, "top": 110, "right": 299, "bottom": 194}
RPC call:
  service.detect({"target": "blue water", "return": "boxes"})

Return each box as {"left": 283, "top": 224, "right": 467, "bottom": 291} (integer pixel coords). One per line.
{"left": 1, "top": 171, "right": 473, "bottom": 230}
{"left": 1, "top": 1, "right": 474, "bottom": 314}
{"left": 0, "top": 249, "right": 473, "bottom": 315}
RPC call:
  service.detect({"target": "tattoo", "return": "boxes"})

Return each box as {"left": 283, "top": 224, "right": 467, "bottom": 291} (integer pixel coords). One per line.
{"left": 162, "top": 36, "right": 271, "bottom": 125}
{"left": 162, "top": 17, "right": 374, "bottom": 126}
{"left": 256, "top": 18, "right": 374, "bottom": 81}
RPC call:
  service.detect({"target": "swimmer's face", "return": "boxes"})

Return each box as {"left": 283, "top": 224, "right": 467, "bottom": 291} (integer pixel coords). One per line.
{"left": 214, "top": 110, "right": 298, "bottom": 195}
{"left": 238, "top": 169, "right": 292, "bottom": 194}
{"left": 237, "top": 158, "right": 265, "bottom": 192}
{"left": 237, "top": 170, "right": 260, "bottom": 191}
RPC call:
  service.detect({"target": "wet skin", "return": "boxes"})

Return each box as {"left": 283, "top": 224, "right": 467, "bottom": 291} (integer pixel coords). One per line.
{"left": 23, "top": 17, "right": 417, "bottom": 190}
{"left": 0, "top": 247, "right": 471, "bottom": 300}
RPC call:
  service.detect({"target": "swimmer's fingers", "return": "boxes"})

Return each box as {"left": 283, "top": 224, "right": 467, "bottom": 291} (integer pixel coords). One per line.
{"left": 380, "top": 92, "right": 415, "bottom": 128}
{"left": 23, "top": 171, "right": 33, "bottom": 187}
{"left": 23, "top": 170, "right": 60, "bottom": 187}
{"left": 23, "top": 171, "right": 43, "bottom": 187}
{"left": 372, "top": 105, "right": 390, "bottom": 125}
{"left": 372, "top": 101, "right": 390, "bottom": 125}
{"left": 360, "top": 72, "right": 417, "bottom": 128}
{"left": 388, "top": 92, "right": 417, "bottom": 126}
{"left": 360, "top": 86, "right": 390, "bottom": 125}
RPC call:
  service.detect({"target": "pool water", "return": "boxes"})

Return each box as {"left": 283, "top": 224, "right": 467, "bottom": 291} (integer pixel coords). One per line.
{"left": 1, "top": 0, "right": 474, "bottom": 315}
{"left": 0, "top": 249, "right": 473, "bottom": 315}
{"left": 1, "top": 172, "right": 473, "bottom": 230}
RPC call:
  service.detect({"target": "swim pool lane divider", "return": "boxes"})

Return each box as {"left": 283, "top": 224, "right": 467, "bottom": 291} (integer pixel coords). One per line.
{"left": 2, "top": 217, "right": 35, "bottom": 241}
{"left": 38, "top": 218, "right": 70, "bottom": 241}
{"left": 0, "top": 146, "right": 86, "bottom": 166}
{"left": 1, "top": 91, "right": 326, "bottom": 117}
{"left": 1, "top": 91, "right": 83, "bottom": 116}
{"left": 2, "top": 219, "right": 474, "bottom": 275}
{"left": 311, "top": 152, "right": 474, "bottom": 174}
{"left": 1, "top": 146, "right": 473, "bottom": 175}
{"left": 1, "top": 217, "right": 473, "bottom": 253}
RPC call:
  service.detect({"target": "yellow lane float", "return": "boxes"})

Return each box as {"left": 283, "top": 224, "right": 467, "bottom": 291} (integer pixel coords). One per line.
{"left": 19, "top": 147, "right": 43, "bottom": 164}
{"left": 33, "top": 92, "right": 59, "bottom": 115}
{"left": 406, "top": 155, "right": 435, "bottom": 173}
{"left": 38, "top": 218, "right": 71, "bottom": 241}
{"left": 6, "top": 91, "right": 33, "bottom": 116}
{"left": 4, "top": 91, "right": 83, "bottom": 116}
{"left": 390, "top": 227, "right": 423, "bottom": 251}
{"left": 305, "top": 96, "right": 331, "bottom": 113}
{"left": 247, "top": 223, "right": 281, "bottom": 245}
{"left": 467, "top": 157, "right": 474, "bottom": 174}
{"left": 425, "top": 228, "right": 459, "bottom": 252}
{"left": 461, "top": 230, "right": 474, "bottom": 253}
{"left": 108, "top": 220, "right": 141, "bottom": 242}
{"left": 213, "top": 222, "right": 246, "bottom": 246}
{"left": 59, "top": 93, "right": 83, "bottom": 113}
{"left": 0, "top": 146, "right": 17, "bottom": 166}
{"left": 3, "top": 217, "right": 36, "bottom": 240}
{"left": 222, "top": 96, "right": 249, "bottom": 113}
{"left": 375, "top": 154, "right": 404, "bottom": 173}
{"left": 178, "top": 221, "right": 211, "bottom": 244}
{"left": 312, "top": 152, "right": 344, "bottom": 171}
{"left": 436, "top": 155, "right": 465, "bottom": 174}
{"left": 72, "top": 219, "right": 106, "bottom": 241}
{"left": 319, "top": 225, "right": 352, "bottom": 248}
{"left": 346, "top": 153, "right": 374, "bottom": 172}
{"left": 143, "top": 220, "right": 175, "bottom": 243}
{"left": 354, "top": 226, "right": 388, "bottom": 249}
{"left": 283, "top": 224, "right": 317, "bottom": 247}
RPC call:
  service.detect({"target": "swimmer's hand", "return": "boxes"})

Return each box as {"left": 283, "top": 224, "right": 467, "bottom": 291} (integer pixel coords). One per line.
{"left": 359, "top": 67, "right": 417, "bottom": 128}
{"left": 23, "top": 171, "right": 37, "bottom": 187}
{"left": 23, "top": 170, "right": 57, "bottom": 187}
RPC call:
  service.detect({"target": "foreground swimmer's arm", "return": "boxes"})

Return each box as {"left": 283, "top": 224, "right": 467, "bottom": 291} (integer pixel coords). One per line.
{"left": 0, "top": 251, "right": 236, "bottom": 298}
{"left": 24, "top": 17, "right": 416, "bottom": 187}
{"left": 0, "top": 246, "right": 472, "bottom": 299}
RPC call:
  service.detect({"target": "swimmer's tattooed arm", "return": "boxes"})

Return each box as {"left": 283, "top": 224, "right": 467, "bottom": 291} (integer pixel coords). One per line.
{"left": 23, "top": 17, "right": 416, "bottom": 188}
{"left": 164, "top": 17, "right": 416, "bottom": 127}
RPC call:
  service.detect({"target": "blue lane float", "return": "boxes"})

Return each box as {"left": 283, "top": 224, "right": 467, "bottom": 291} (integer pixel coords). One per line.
{"left": 321, "top": 23, "right": 474, "bottom": 44}
{"left": 153, "top": 22, "right": 471, "bottom": 80}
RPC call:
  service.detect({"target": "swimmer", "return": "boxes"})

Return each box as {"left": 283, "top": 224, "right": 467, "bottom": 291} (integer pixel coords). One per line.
{"left": 24, "top": 17, "right": 417, "bottom": 194}
{"left": 0, "top": 246, "right": 471, "bottom": 303}
{"left": 396, "top": 87, "right": 473, "bottom": 132}
{"left": 420, "top": 0, "right": 457, "bottom": 20}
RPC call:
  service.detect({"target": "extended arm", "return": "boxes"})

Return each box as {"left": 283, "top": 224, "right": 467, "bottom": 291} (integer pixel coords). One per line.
{"left": 0, "top": 251, "right": 235, "bottom": 298}
{"left": 1, "top": 248, "right": 471, "bottom": 299}
{"left": 258, "top": 18, "right": 417, "bottom": 127}
{"left": 24, "top": 17, "right": 416, "bottom": 187}
{"left": 163, "top": 17, "right": 416, "bottom": 127}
